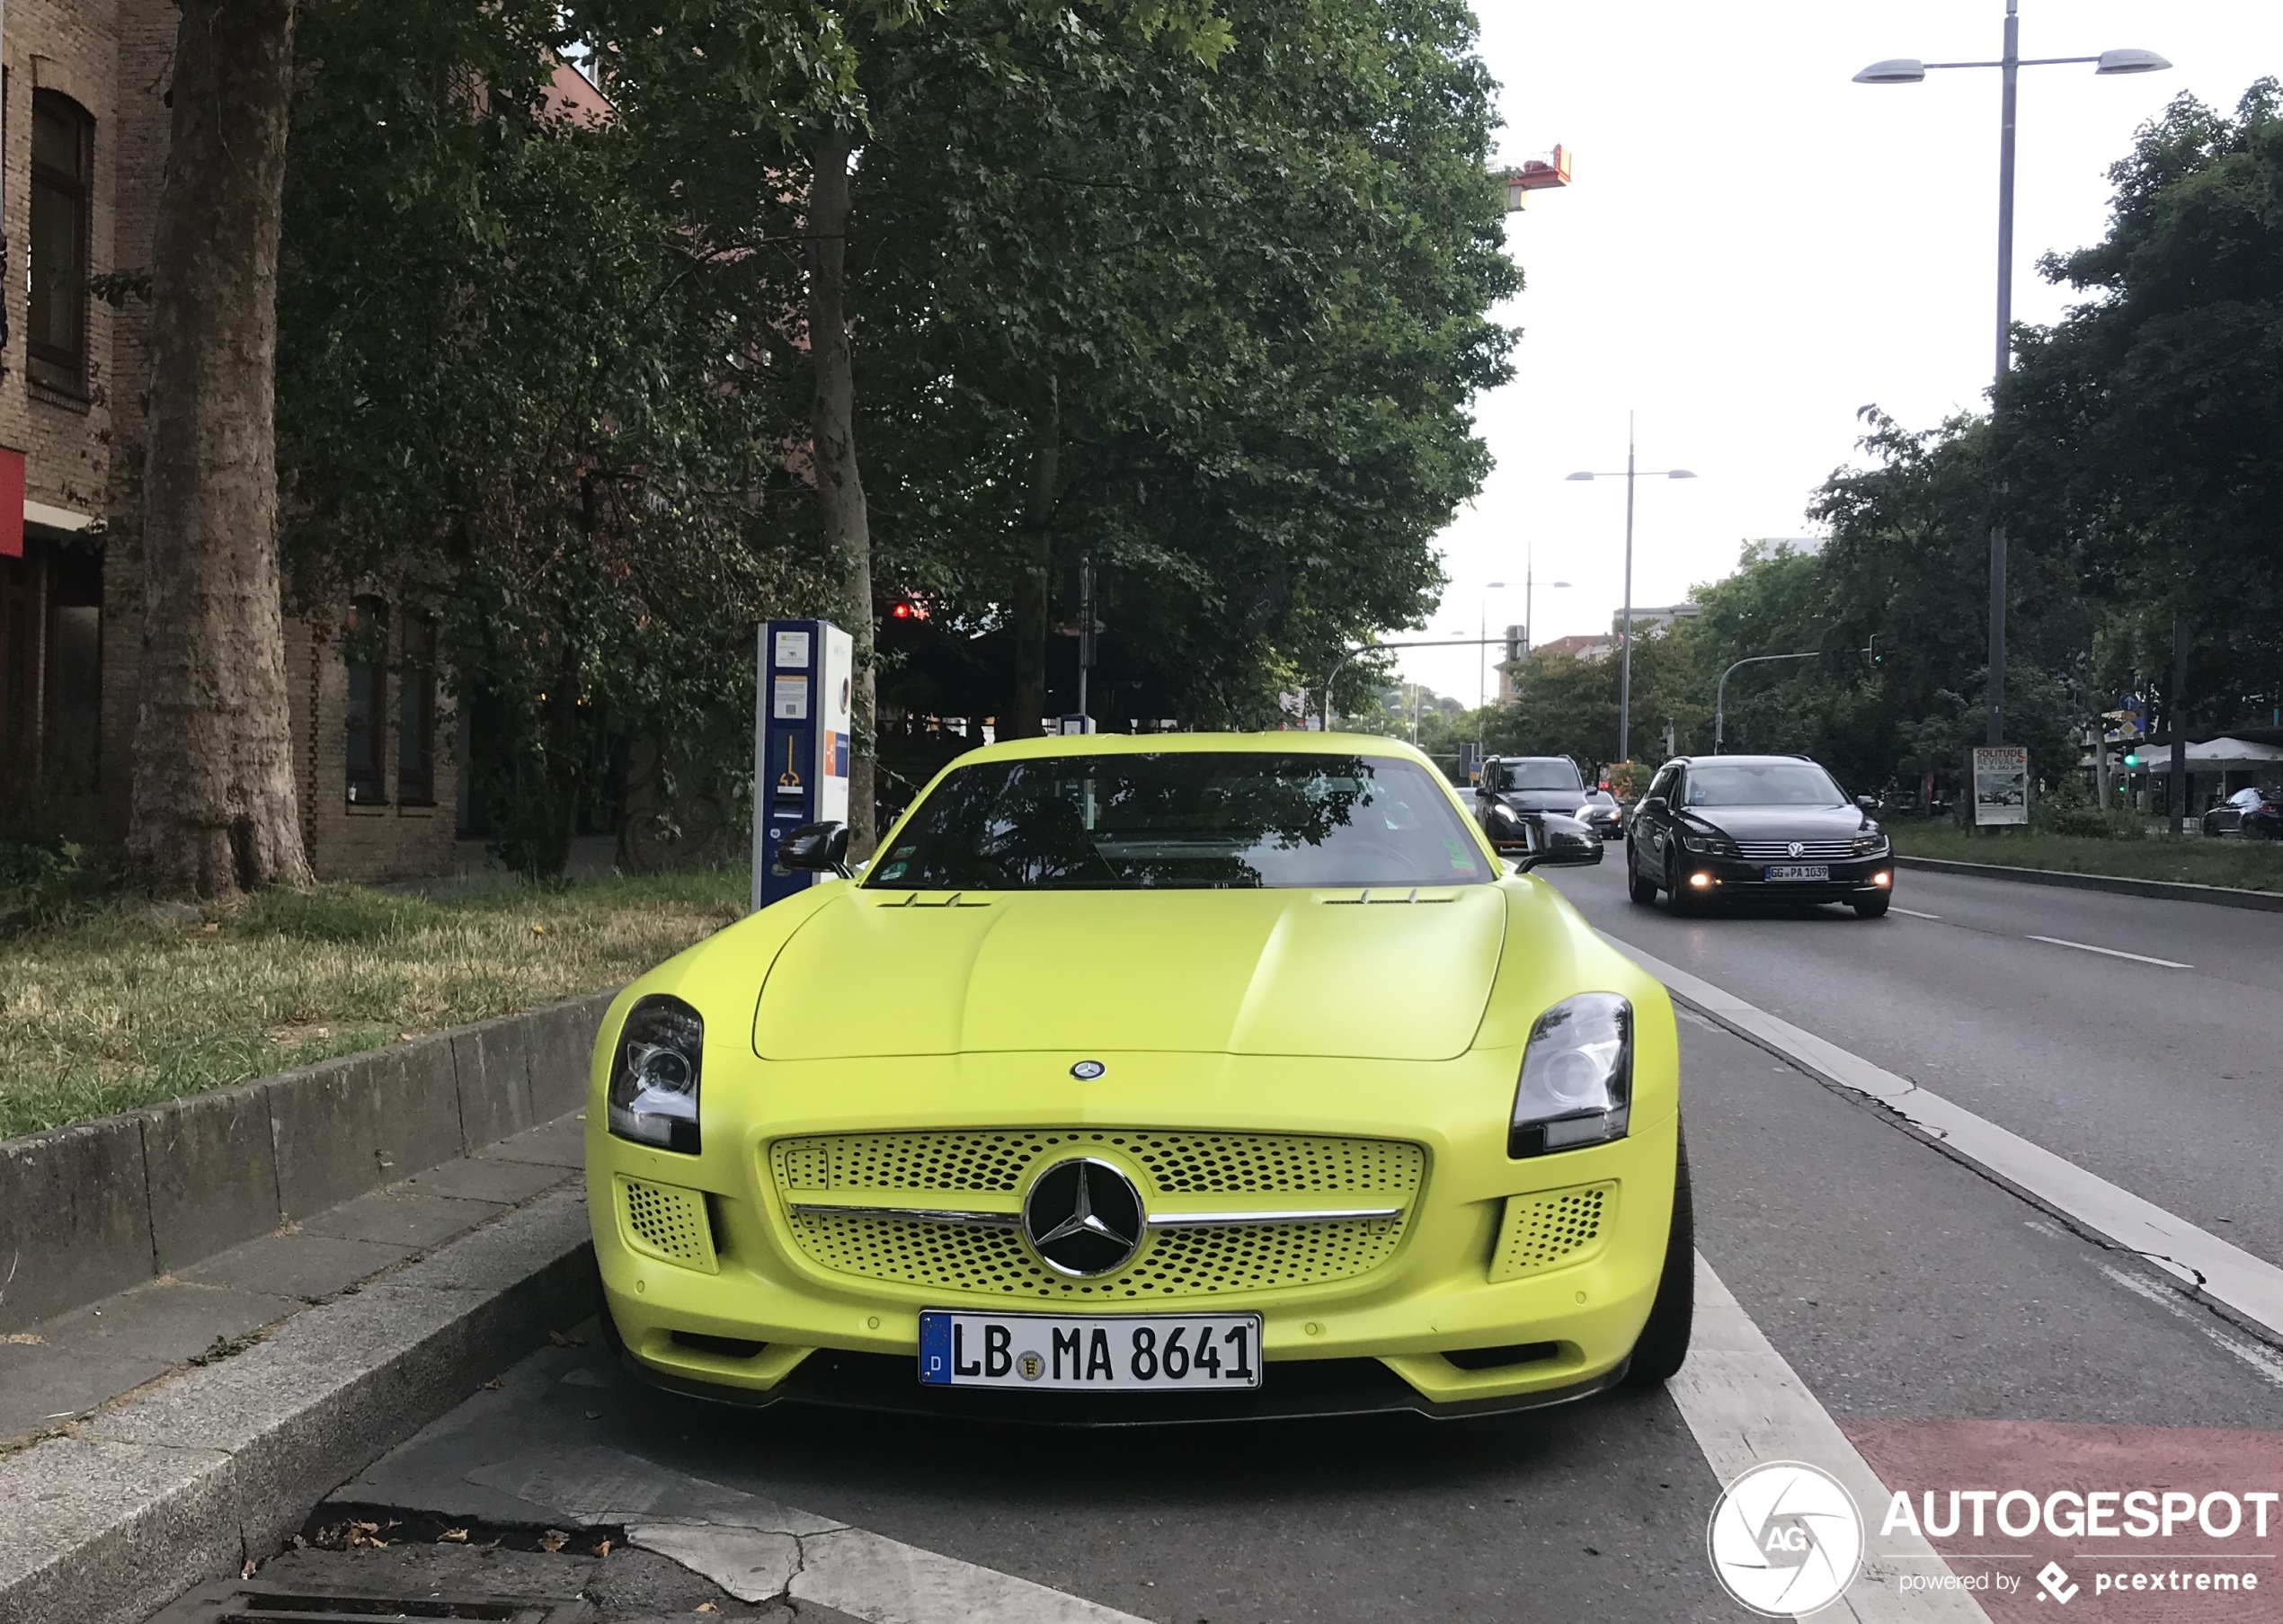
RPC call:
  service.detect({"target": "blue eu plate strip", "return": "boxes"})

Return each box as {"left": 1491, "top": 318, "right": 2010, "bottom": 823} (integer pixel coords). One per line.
{"left": 917, "top": 1311, "right": 953, "bottom": 1385}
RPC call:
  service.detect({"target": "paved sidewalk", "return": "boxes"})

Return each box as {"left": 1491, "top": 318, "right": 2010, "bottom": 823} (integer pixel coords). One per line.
{"left": 0, "top": 1112, "right": 584, "bottom": 1453}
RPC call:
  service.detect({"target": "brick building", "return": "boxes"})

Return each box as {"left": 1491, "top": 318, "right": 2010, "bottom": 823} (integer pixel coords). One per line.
{"left": 0, "top": 0, "right": 454, "bottom": 880}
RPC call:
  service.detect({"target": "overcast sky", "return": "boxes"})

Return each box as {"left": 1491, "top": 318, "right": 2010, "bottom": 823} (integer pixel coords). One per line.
{"left": 1398, "top": 1, "right": 2283, "bottom": 706}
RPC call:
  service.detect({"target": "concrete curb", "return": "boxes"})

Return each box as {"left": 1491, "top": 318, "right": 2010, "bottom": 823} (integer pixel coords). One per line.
{"left": 0, "top": 990, "right": 616, "bottom": 1332}
{"left": 0, "top": 1186, "right": 597, "bottom": 1624}
{"left": 1892, "top": 853, "right": 2283, "bottom": 913}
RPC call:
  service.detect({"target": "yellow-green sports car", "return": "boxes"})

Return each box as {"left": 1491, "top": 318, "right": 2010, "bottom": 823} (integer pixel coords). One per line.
{"left": 586, "top": 732, "right": 1691, "bottom": 1422}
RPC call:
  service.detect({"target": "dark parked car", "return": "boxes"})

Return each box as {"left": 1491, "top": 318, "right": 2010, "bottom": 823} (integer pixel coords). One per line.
{"left": 1577, "top": 786, "right": 1625, "bottom": 840}
{"left": 1625, "top": 755, "right": 1894, "bottom": 918}
{"left": 1472, "top": 757, "right": 1603, "bottom": 865}
{"left": 2202, "top": 787, "right": 2283, "bottom": 840}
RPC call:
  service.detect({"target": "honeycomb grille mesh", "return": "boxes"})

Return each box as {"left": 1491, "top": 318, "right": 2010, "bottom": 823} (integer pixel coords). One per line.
{"left": 785, "top": 1211, "right": 1405, "bottom": 1300}
{"left": 772, "top": 1129, "right": 1422, "bottom": 1199}
{"left": 771, "top": 1129, "right": 1423, "bottom": 1300}
{"left": 1489, "top": 1182, "right": 1615, "bottom": 1281}
{"left": 617, "top": 1176, "right": 717, "bottom": 1273}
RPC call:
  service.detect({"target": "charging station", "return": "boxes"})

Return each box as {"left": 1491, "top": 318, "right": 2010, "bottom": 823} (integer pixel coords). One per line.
{"left": 753, "top": 619, "right": 853, "bottom": 910}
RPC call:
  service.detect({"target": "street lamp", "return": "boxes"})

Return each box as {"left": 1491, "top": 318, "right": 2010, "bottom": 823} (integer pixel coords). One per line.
{"left": 1567, "top": 418, "right": 1696, "bottom": 768}
{"left": 1479, "top": 574, "right": 1568, "bottom": 747}
{"left": 1855, "top": 4, "right": 2167, "bottom": 748}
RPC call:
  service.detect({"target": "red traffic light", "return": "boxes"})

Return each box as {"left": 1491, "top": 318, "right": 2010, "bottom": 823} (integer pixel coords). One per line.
{"left": 888, "top": 599, "right": 928, "bottom": 622}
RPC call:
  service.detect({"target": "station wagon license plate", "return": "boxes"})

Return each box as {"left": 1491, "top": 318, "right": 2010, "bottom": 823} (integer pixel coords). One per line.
{"left": 918, "top": 1309, "right": 1262, "bottom": 1391}
{"left": 1764, "top": 864, "right": 1830, "bottom": 882}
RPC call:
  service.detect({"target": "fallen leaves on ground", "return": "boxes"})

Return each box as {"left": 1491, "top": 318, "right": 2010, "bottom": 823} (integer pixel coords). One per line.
{"left": 591, "top": 1539, "right": 612, "bottom": 1557}
{"left": 438, "top": 1528, "right": 470, "bottom": 1543}
{"left": 537, "top": 1530, "right": 571, "bottom": 1553}
{"left": 695, "top": 1605, "right": 720, "bottom": 1614}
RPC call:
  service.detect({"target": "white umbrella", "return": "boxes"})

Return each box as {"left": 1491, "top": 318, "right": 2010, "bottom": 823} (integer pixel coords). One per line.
{"left": 2128, "top": 737, "right": 2283, "bottom": 771}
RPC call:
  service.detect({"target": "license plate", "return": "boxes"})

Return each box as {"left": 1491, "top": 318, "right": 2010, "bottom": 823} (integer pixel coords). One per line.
{"left": 917, "top": 1309, "right": 1262, "bottom": 1391}
{"left": 1764, "top": 864, "right": 1830, "bottom": 882}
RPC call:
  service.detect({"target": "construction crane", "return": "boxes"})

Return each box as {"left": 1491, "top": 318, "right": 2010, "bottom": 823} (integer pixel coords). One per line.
{"left": 1502, "top": 146, "right": 1572, "bottom": 212}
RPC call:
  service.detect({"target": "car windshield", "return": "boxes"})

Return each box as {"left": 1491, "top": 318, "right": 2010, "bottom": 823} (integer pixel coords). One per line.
{"left": 1684, "top": 762, "right": 1846, "bottom": 807}
{"left": 1490, "top": 759, "right": 1582, "bottom": 792}
{"left": 869, "top": 751, "right": 1489, "bottom": 891}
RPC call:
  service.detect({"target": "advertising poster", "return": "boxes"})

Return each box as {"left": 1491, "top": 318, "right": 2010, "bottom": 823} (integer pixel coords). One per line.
{"left": 1971, "top": 744, "right": 2030, "bottom": 827}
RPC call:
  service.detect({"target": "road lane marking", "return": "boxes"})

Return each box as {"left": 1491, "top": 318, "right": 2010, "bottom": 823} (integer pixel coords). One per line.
{"left": 1611, "top": 935, "right": 2283, "bottom": 1342}
{"left": 472, "top": 1444, "right": 1147, "bottom": 1621}
{"left": 1676, "top": 1256, "right": 1991, "bottom": 1621}
{"left": 1889, "top": 907, "right": 1941, "bottom": 919}
{"left": 2024, "top": 934, "right": 2190, "bottom": 969}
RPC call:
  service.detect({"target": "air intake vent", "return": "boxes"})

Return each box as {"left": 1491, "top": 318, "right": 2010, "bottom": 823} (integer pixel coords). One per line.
{"left": 1489, "top": 1182, "right": 1615, "bottom": 1281}
{"left": 615, "top": 1176, "right": 718, "bottom": 1273}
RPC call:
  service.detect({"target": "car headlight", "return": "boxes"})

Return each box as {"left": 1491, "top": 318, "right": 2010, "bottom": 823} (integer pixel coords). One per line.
{"left": 1852, "top": 830, "right": 1890, "bottom": 856}
{"left": 1510, "top": 993, "right": 1631, "bottom": 1158}
{"left": 1677, "top": 828, "right": 1735, "bottom": 855}
{"left": 607, "top": 994, "right": 704, "bottom": 1153}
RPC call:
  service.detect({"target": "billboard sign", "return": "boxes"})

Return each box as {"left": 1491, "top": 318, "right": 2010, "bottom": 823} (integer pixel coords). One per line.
{"left": 1970, "top": 745, "right": 2030, "bottom": 827}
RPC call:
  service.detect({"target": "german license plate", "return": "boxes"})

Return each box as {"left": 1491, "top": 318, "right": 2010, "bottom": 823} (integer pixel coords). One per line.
{"left": 917, "top": 1309, "right": 1262, "bottom": 1391}
{"left": 1764, "top": 864, "right": 1830, "bottom": 882}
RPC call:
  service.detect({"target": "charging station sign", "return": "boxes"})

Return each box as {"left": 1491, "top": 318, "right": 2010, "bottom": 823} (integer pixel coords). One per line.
{"left": 754, "top": 619, "right": 853, "bottom": 910}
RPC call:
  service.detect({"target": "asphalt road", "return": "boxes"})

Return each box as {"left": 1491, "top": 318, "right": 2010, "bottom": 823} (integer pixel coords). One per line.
{"left": 1537, "top": 850, "right": 2283, "bottom": 1273}
{"left": 266, "top": 966, "right": 2283, "bottom": 1624}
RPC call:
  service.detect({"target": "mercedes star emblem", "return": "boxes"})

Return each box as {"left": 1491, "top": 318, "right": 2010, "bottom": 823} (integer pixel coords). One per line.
{"left": 1022, "top": 1158, "right": 1144, "bottom": 1277}
{"left": 1070, "top": 1060, "right": 1106, "bottom": 1080}
{"left": 1788, "top": 840, "right": 1806, "bottom": 858}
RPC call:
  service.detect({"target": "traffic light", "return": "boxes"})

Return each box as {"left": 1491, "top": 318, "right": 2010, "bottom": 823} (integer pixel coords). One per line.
{"left": 888, "top": 599, "right": 928, "bottom": 622}
{"left": 2123, "top": 747, "right": 2140, "bottom": 768}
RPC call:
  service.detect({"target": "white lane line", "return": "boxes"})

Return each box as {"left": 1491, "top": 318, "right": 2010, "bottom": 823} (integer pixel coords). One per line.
{"left": 1609, "top": 934, "right": 2283, "bottom": 1340}
{"left": 1889, "top": 907, "right": 1941, "bottom": 920}
{"left": 2024, "top": 934, "right": 2190, "bottom": 969}
{"left": 474, "top": 1444, "right": 1146, "bottom": 1621}
{"left": 2091, "top": 1263, "right": 2283, "bottom": 1389}
{"left": 1675, "top": 1255, "right": 1990, "bottom": 1622}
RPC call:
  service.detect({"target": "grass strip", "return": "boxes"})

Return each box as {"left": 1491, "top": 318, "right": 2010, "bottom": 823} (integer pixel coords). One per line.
{"left": 1891, "top": 826, "right": 2283, "bottom": 895}
{"left": 0, "top": 869, "right": 745, "bottom": 1140}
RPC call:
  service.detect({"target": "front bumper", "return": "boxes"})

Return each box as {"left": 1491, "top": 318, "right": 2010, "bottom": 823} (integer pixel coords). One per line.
{"left": 1672, "top": 852, "right": 1893, "bottom": 902}
{"left": 587, "top": 1061, "right": 1681, "bottom": 1422}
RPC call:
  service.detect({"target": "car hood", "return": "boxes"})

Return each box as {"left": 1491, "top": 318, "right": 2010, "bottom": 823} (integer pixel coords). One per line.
{"left": 1686, "top": 804, "right": 1869, "bottom": 839}
{"left": 751, "top": 884, "right": 1508, "bottom": 1061}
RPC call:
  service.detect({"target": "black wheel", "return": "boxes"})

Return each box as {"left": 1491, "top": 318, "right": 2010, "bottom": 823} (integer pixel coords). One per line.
{"left": 1664, "top": 852, "right": 1696, "bottom": 917}
{"left": 1624, "top": 1127, "right": 1695, "bottom": 1388}
{"left": 1852, "top": 894, "right": 1892, "bottom": 919}
{"left": 1627, "top": 846, "right": 1657, "bottom": 905}
{"left": 591, "top": 1251, "right": 629, "bottom": 1362}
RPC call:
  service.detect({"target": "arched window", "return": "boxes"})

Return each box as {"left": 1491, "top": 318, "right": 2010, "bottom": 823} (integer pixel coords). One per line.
{"left": 29, "top": 92, "right": 94, "bottom": 394}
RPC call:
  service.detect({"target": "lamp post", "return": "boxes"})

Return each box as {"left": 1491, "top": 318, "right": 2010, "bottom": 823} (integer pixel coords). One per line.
{"left": 1567, "top": 418, "right": 1695, "bottom": 768}
{"left": 1714, "top": 652, "right": 1818, "bottom": 754}
{"left": 1855, "top": 6, "right": 2167, "bottom": 747}
{"left": 1480, "top": 574, "right": 1568, "bottom": 750}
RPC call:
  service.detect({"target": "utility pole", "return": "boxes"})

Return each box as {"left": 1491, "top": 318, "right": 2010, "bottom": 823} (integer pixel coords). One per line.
{"left": 2168, "top": 614, "right": 2189, "bottom": 837}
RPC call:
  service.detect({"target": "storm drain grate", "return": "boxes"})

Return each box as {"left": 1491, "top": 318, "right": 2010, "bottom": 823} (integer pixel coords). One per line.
{"left": 153, "top": 1581, "right": 587, "bottom": 1624}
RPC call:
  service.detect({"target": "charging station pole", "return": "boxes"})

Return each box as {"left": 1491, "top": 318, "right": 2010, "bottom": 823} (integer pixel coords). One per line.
{"left": 752, "top": 619, "right": 854, "bottom": 910}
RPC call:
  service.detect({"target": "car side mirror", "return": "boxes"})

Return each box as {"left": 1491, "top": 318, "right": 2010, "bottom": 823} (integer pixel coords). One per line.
{"left": 1482, "top": 803, "right": 1542, "bottom": 871}
{"left": 1641, "top": 795, "right": 1667, "bottom": 813}
{"left": 777, "top": 821, "right": 852, "bottom": 878}
{"left": 1856, "top": 794, "right": 1881, "bottom": 812}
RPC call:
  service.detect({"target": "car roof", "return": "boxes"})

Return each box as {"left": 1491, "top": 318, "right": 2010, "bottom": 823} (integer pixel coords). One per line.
{"left": 1670, "top": 754, "right": 1818, "bottom": 767}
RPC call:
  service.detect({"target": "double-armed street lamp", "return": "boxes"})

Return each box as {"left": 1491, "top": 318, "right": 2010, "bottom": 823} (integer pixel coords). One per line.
{"left": 1567, "top": 420, "right": 1696, "bottom": 768}
{"left": 1854, "top": 4, "right": 2168, "bottom": 747}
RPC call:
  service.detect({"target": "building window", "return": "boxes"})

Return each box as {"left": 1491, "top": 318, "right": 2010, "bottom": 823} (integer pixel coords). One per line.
{"left": 29, "top": 93, "right": 94, "bottom": 395}
{"left": 396, "top": 612, "right": 438, "bottom": 805}
{"left": 44, "top": 544, "right": 103, "bottom": 793}
{"left": 344, "top": 596, "right": 387, "bottom": 804}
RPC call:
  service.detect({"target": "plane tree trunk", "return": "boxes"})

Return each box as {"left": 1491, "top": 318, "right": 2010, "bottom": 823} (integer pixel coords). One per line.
{"left": 129, "top": 0, "right": 311, "bottom": 898}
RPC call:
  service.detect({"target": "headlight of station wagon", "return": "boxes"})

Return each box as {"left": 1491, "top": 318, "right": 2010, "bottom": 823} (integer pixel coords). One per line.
{"left": 1510, "top": 993, "right": 1631, "bottom": 1158}
{"left": 608, "top": 994, "right": 705, "bottom": 1154}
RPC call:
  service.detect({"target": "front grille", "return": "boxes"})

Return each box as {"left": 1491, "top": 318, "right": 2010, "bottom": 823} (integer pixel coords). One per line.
{"left": 771, "top": 1130, "right": 1423, "bottom": 1300}
{"left": 1489, "top": 1182, "right": 1615, "bottom": 1281}
{"left": 1731, "top": 839, "right": 1857, "bottom": 860}
{"left": 617, "top": 1175, "right": 718, "bottom": 1272}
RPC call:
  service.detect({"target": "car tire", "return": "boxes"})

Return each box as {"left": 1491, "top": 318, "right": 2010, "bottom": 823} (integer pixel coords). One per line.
{"left": 1664, "top": 853, "right": 1697, "bottom": 917}
{"left": 1624, "top": 1126, "right": 1694, "bottom": 1389}
{"left": 1627, "top": 848, "right": 1657, "bottom": 905}
{"left": 1852, "top": 894, "right": 1892, "bottom": 919}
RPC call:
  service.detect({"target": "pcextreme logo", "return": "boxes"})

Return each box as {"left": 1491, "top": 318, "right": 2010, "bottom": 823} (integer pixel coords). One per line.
{"left": 1707, "top": 1460, "right": 1866, "bottom": 1617}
